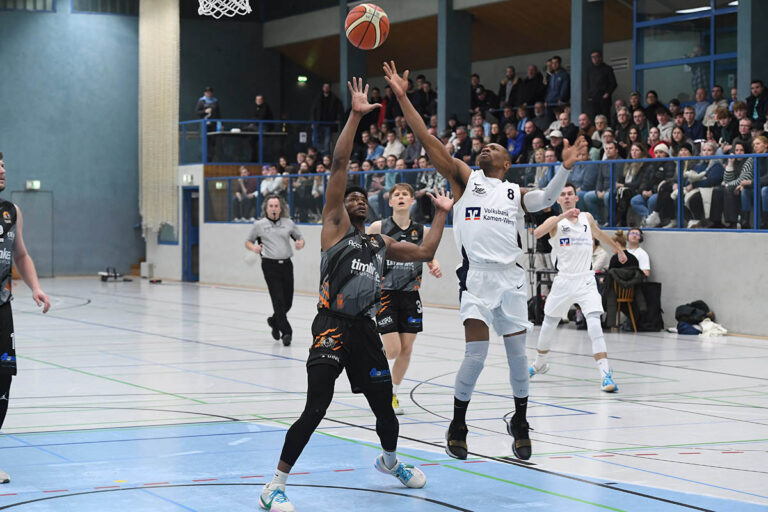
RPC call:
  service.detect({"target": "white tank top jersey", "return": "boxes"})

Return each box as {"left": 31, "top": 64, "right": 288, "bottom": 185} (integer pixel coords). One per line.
{"left": 549, "top": 212, "right": 593, "bottom": 275}
{"left": 453, "top": 170, "right": 524, "bottom": 266}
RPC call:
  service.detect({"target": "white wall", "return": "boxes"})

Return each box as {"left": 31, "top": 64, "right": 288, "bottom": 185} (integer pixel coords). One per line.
{"left": 195, "top": 223, "right": 768, "bottom": 336}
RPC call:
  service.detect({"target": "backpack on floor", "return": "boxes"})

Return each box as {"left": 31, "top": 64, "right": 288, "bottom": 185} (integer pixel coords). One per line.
{"left": 675, "top": 300, "right": 711, "bottom": 325}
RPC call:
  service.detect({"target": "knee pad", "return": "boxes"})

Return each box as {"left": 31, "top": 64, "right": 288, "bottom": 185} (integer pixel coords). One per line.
{"left": 503, "top": 334, "right": 529, "bottom": 398}
{"left": 586, "top": 312, "right": 607, "bottom": 354}
{"left": 454, "top": 341, "right": 489, "bottom": 401}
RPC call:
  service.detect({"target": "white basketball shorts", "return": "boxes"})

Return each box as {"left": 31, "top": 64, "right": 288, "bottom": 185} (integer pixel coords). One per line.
{"left": 544, "top": 272, "right": 604, "bottom": 319}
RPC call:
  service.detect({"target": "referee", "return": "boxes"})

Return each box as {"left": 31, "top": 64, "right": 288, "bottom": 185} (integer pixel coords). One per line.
{"left": 245, "top": 194, "right": 304, "bottom": 346}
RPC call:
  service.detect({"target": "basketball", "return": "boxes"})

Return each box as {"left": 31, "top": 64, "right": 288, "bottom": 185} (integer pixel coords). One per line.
{"left": 344, "top": 3, "right": 389, "bottom": 50}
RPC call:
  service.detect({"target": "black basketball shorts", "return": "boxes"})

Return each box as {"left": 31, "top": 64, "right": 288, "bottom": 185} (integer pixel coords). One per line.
{"left": 376, "top": 290, "right": 423, "bottom": 335}
{"left": 307, "top": 311, "right": 391, "bottom": 394}
{"left": 0, "top": 302, "right": 16, "bottom": 377}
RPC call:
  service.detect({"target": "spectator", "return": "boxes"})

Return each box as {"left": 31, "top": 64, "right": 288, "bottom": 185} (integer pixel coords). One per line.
{"left": 614, "top": 107, "right": 634, "bottom": 151}
{"left": 583, "top": 140, "right": 618, "bottom": 225}
{"left": 383, "top": 131, "right": 405, "bottom": 160}
{"left": 733, "top": 118, "right": 754, "bottom": 152}
{"left": 628, "top": 91, "right": 643, "bottom": 114}
{"left": 547, "top": 130, "right": 565, "bottom": 161}
{"left": 532, "top": 101, "right": 553, "bottom": 133}
{"left": 670, "top": 126, "right": 693, "bottom": 157}
{"left": 364, "top": 136, "right": 385, "bottom": 162}
{"left": 625, "top": 228, "right": 651, "bottom": 277}
{"left": 469, "top": 137, "right": 484, "bottom": 166}
{"left": 647, "top": 126, "right": 662, "bottom": 156}
{"left": 571, "top": 144, "right": 595, "bottom": 202}
{"left": 402, "top": 131, "right": 422, "bottom": 169}
{"left": 600, "top": 128, "right": 625, "bottom": 159}
{"left": 714, "top": 107, "right": 738, "bottom": 149}
{"left": 361, "top": 87, "right": 383, "bottom": 134}
{"left": 383, "top": 85, "right": 398, "bottom": 120}
{"left": 683, "top": 141, "right": 725, "bottom": 228}
{"left": 196, "top": 86, "right": 220, "bottom": 162}
{"left": 578, "top": 113, "right": 595, "bottom": 140}
{"left": 668, "top": 98, "right": 682, "bottom": 118}
{"left": 469, "top": 73, "right": 481, "bottom": 108}
{"left": 505, "top": 123, "right": 525, "bottom": 162}
{"left": 627, "top": 126, "right": 642, "bottom": 147}
{"left": 412, "top": 155, "right": 446, "bottom": 222}
{"left": 673, "top": 110, "right": 685, "bottom": 130}
{"left": 656, "top": 108, "right": 675, "bottom": 141}
{"left": 498, "top": 66, "right": 522, "bottom": 107}
{"left": 632, "top": 109, "right": 652, "bottom": 142}
{"left": 292, "top": 162, "right": 316, "bottom": 223}
{"left": 260, "top": 164, "right": 286, "bottom": 198}
{"left": 473, "top": 85, "right": 498, "bottom": 113}
{"left": 557, "top": 111, "right": 579, "bottom": 144}
{"left": 758, "top": 137, "right": 768, "bottom": 229}
{"left": 586, "top": 50, "right": 617, "bottom": 119}
{"left": 520, "top": 64, "right": 546, "bottom": 106}
{"left": 232, "top": 165, "right": 259, "bottom": 221}
{"left": 515, "top": 106, "right": 529, "bottom": 132}
{"left": 471, "top": 112, "right": 491, "bottom": 138}
{"left": 453, "top": 126, "right": 473, "bottom": 162}
{"left": 703, "top": 85, "right": 728, "bottom": 128}
{"left": 746, "top": 79, "right": 768, "bottom": 125}
{"left": 615, "top": 142, "right": 651, "bottom": 226}
{"left": 635, "top": 143, "right": 677, "bottom": 228}
{"left": 682, "top": 105, "right": 706, "bottom": 141}
{"left": 592, "top": 239, "right": 611, "bottom": 274}
{"left": 253, "top": 94, "right": 273, "bottom": 121}
{"left": 644, "top": 90, "right": 663, "bottom": 125}
{"left": 310, "top": 83, "right": 344, "bottom": 153}
{"left": 722, "top": 141, "right": 754, "bottom": 228}
{"left": 591, "top": 114, "right": 608, "bottom": 147}
{"left": 489, "top": 122, "right": 506, "bottom": 146}
{"left": 416, "top": 81, "right": 437, "bottom": 118}
{"left": 394, "top": 115, "right": 409, "bottom": 142}
{"left": 545, "top": 55, "right": 570, "bottom": 111}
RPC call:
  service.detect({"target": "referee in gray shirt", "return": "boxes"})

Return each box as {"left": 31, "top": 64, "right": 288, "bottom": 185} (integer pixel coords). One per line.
{"left": 245, "top": 195, "right": 305, "bottom": 346}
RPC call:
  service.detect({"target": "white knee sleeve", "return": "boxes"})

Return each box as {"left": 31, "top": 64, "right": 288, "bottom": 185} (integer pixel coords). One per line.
{"left": 586, "top": 312, "right": 607, "bottom": 355}
{"left": 503, "top": 333, "right": 529, "bottom": 398}
{"left": 454, "top": 341, "right": 489, "bottom": 402}
{"left": 536, "top": 315, "right": 560, "bottom": 353}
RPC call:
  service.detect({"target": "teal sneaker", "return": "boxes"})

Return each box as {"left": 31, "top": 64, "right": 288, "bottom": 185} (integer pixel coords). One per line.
{"left": 259, "top": 483, "right": 294, "bottom": 511}
{"left": 601, "top": 371, "right": 618, "bottom": 393}
{"left": 528, "top": 362, "right": 550, "bottom": 379}
{"left": 374, "top": 455, "right": 427, "bottom": 488}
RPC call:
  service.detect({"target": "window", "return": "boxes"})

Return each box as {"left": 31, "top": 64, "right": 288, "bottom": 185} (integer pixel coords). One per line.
{"left": 72, "top": 0, "right": 137, "bottom": 15}
{"left": 0, "top": 0, "right": 55, "bottom": 12}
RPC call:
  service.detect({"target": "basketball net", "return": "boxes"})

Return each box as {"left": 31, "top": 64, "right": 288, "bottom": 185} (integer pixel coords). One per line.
{"left": 198, "top": 0, "right": 251, "bottom": 18}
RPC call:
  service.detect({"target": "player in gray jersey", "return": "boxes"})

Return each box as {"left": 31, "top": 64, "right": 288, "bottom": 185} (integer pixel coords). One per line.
{"left": 0, "top": 151, "right": 51, "bottom": 484}
{"left": 368, "top": 182, "right": 442, "bottom": 415}
{"left": 260, "top": 79, "right": 453, "bottom": 512}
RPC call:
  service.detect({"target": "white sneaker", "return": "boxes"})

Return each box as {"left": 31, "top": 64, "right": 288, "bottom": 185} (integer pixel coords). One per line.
{"left": 662, "top": 219, "right": 677, "bottom": 228}
{"left": 0, "top": 469, "right": 9, "bottom": 484}
{"left": 259, "top": 483, "right": 294, "bottom": 511}
{"left": 644, "top": 211, "right": 661, "bottom": 227}
{"left": 374, "top": 455, "right": 426, "bottom": 488}
{"left": 529, "top": 362, "right": 550, "bottom": 378}
{"left": 392, "top": 394, "right": 404, "bottom": 415}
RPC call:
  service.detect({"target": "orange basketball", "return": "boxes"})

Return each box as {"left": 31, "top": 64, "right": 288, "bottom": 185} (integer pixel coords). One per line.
{"left": 345, "top": 3, "right": 389, "bottom": 51}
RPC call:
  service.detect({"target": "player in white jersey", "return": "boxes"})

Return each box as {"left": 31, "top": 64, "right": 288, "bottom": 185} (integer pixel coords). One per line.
{"left": 385, "top": 61, "right": 587, "bottom": 460}
{"left": 529, "top": 183, "right": 627, "bottom": 391}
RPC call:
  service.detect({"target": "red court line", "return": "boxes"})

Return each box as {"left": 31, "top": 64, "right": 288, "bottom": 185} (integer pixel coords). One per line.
{"left": 464, "top": 460, "right": 485, "bottom": 463}
{"left": 420, "top": 463, "right": 441, "bottom": 466}
{"left": 193, "top": 479, "right": 218, "bottom": 482}
{"left": 333, "top": 469, "right": 355, "bottom": 472}
{"left": 679, "top": 452, "right": 701, "bottom": 455}
{"left": 593, "top": 454, "right": 615, "bottom": 457}
{"left": 0, "top": 493, "right": 17, "bottom": 496}
{"left": 289, "top": 472, "right": 310, "bottom": 475}
{"left": 42, "top": 490, "right": 68, "bottom": 493}
{"left": 635, "top": 453, "right": 658, "bottom": 456}
{"left": 240, "top": 475, "right": 264, "bottom": 479}
{"left": 94, "top": 486, "right": 121, "bottom": 490}
{"left": 722, "top": 451, "right": 743, "bottom": 454}
{"left": 143, "top": 482, "right": 169, "bottom": 486}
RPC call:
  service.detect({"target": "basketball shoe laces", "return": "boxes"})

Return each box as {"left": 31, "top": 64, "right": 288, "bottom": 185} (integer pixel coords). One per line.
{"left": 264, "top": 487, "right": 290, "bottom": 507}
{"left": 392, "top": 462, "right": 416, "bottom": 484}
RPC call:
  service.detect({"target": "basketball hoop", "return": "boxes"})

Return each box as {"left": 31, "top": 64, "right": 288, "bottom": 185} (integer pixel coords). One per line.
{"left": 198, "top": 0, "right": 251, "bottom": 19}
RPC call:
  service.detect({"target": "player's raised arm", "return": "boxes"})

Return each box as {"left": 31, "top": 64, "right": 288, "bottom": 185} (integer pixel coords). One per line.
{"left": 384, "top": 188, "right": 452, "bottom": 262}
{"left": 322, "top": 78, "right": 381, "bottom": 248}
{"left": 383, "top": 61, "right": 471, "bottom": 199}
{"left": 521, "top": 136, "right": 588, "bottom": 213}
{"left": 534, "top": 208, "right": 579, "bottom": 239}
{"left": 587, "top": 212, "right": 627, "bottom": 263}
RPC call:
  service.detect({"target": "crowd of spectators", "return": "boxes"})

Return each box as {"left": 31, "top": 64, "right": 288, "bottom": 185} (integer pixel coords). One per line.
{"left": 207, "top": 51, "right": 768, "bottom": 230}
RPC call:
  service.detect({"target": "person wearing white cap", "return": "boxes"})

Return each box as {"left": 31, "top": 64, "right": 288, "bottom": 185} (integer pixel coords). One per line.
{"left": 548, "top": 129, "right": 564, "bottom": 160}
{"left": 630, "top": 142, "right": 676, "bottom": 227}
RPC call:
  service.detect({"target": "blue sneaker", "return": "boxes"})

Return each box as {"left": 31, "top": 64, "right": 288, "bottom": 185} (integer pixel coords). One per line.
{"left": 375, "top": 455, "right": 427, "bottom": 488}
{"left": 528, "top": 362, "right": 550, "bottom": 379}
{"left": 259, "top": 483, "right": 294, "bottom": 511}
{"left": 601, "top": 371, "right": 618, "bottom": 393}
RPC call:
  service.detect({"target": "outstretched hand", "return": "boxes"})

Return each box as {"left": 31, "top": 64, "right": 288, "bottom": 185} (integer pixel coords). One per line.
{"left": 561, "top": 136, "right": 589, "bottom": 170}
{"left": 382, "top": 61, "right": 409, "bottom": 98}
{"left": 347, "top": 77, "right": 381, "bottom": 115}
{"left": 426, "top": 187, "right": 453, "bottom": 212}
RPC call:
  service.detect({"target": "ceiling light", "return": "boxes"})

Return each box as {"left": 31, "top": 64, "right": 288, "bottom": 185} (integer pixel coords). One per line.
{"left": 676, "top": 6, "right": 711, "bottom": 13}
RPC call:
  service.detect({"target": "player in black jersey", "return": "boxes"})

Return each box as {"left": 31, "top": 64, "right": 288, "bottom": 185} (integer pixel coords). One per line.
{"left": 260, "top": 79, "right": 453, "bottom": 512}
{"left": 368, "top": 183, "right": 442, "bottom": 415}
{"left": 0, "top": 152, "right": 51, "bottom": 484}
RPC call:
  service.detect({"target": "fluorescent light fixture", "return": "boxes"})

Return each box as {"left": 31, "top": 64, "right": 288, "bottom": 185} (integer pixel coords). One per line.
{"left": 297, "top": 75, "right": 308, "bottom": 83}
{"left": 676, "top": 6, "right": 711, "bottom": 13}
{"left": 728, "top": 1, "right": 738, "bottom": 5}
{"left": 25, "top": 180, "right": 41, "bottom": 190}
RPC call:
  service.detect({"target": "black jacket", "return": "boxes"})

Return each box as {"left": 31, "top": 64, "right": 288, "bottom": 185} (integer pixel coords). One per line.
{"left": 745, "top": 91, "right": 768, "bottom": 124}
{"left": 639, "top": 161, "right": 676, "bottom": 193}
{"left": 310, "top": 93, "right": 344, "bottom": 124}
{"left": 586, "top": 62, "right": 617, "bottom": 101}
{"left": 520, "top": 73, "right": 546, "bottom": 106}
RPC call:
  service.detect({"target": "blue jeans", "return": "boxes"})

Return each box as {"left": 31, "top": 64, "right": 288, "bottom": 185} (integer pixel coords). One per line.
{"left": 630, "top": 193, "right": 658, "bottom": 218}
{"left": 762, "top": 186, "right": 768, "bottom": 213}
{"left": 740, "top": 187, "right": 753, "bottom": 212}
{"left": 582, "top": 190, "right": 610, "bottom": 224}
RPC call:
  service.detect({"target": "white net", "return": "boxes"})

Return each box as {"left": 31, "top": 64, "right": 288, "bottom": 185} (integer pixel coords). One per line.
{"left": 198, "top": 0, "right": 251, "bottom": 18}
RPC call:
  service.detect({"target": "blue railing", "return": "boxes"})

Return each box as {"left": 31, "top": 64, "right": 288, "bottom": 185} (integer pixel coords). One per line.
{"left": 179, "top": 119, "right": 339, "bottom": 165}
{"left": 203, "top": 154, "right": 767, "bottom": 232}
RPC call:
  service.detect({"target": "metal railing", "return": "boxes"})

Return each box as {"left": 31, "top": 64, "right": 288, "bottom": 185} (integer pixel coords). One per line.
{"left": 203, "top": 154, "right": 767, "bottom": 231}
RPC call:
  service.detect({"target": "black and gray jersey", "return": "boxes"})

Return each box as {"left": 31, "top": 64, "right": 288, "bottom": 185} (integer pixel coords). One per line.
{"left": 380, "top": 217, "right": 424, "bottom": 292}
{"left": 318, "top": 226, "right": 387, "bottom": 318}
{"left": 0, "top": 201, "right": 17, "bottom": 305}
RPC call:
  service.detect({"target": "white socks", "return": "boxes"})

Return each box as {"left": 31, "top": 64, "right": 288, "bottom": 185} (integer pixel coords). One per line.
{"left": 392, "top": 384, "right": 400, "bottom": 396}
{"left": 382, "top": 450, "right": 397, "bottom": 469}
{"left": 270, "top": 469, "right": 289, "bottom": 487}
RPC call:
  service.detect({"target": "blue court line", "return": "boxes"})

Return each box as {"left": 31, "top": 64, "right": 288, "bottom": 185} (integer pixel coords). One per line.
{"left": 573, "top": 453, "right": 768, "bottom": 501}
{"left": 138, "top": 488, "right": 199, "bottom": 512}
{"left": 5, "top": 434, "right": 72, "bottom": 463}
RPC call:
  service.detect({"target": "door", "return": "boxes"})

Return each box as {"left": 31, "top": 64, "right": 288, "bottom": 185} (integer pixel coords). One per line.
{"left": 182, "top": 187, "right": 199, "bottom": 282}
{"left": 10, "top": 190, "right": 54, "bottom": 277}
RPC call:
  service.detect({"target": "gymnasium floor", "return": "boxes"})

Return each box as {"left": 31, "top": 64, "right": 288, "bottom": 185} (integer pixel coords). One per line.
{"left": 0, "top": 277, "right": 766, "bottom": 511}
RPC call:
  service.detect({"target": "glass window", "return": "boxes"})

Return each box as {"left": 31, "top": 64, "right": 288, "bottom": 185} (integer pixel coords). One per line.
{"left": 0, "top": 0, "right": 54, "bottom": 11}
{"left": 715, "top": 13, "right": 737, "bottom": 54}
{"left": 638, "top": 64, "right": 706, "bottom": 102}
{"left": 714, "top": 58, "right": 737, "bottom": 92}
{"left": 638, "top": 17, "right": 711, "bottom": 64}
{"left": 637, "top": 0, "right": 712, "bottom": 21}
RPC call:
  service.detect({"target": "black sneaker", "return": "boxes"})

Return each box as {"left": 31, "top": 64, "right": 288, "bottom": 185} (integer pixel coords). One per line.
{"left": 507, "top": 414, "right": 532, "bottom": 460}
{"left": 445, "top": 422, "right": 469, "bottom": 460}
{"left": 282, "top": 333, "right": 292, "bottom": 346}
{"left": 267, "top": 316, "right": 280, "bottom": 341}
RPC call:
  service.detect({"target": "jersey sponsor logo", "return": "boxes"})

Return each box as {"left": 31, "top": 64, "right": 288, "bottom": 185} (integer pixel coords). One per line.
{"left": 482, "top": 207, "right": 515, "bottom": 224}
{"left": 472, "top": 183, "right": 486, "bottom": 196}
{"left": 0, "top": 249, "right": 10, "bottom": 262}
{"left": 562, "top": 225, "right": 570, "bottom": 233}
{"left": 407, "top": 316, "right": 422, "bottom": 324}
{"left": 351, "top": 258, "right": 376, "bottom": 274}
{"left": 0, "top": 353, "right": 15, "bottom": 363}
{"left": 369, "top": 367, "right": 391, "bottom": 378}
{"left": 6, "top": 231, "right": 13, "bottom": 240}
{"left": 559, "top": 238, "right": 571, "bottom": 247}
{"left": 410, "top": 229, "right": 419, "bottom": 241}
{"left": 369, "top": 236, "right": 380, "bottom": 248}
{"left": 465, "top": 207, "right": 481, "bottom": 220}
{"left": 378, "top": 316, "right": 393, "bottom": 327}
{"left": 347, "top": 239, "right": 363, "bottom": 249}
{"left": 319, "top": 353, "right": 340, "bottom": 363}
{"left": 2, "top": 211, "right": 10, "bottom": 224}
